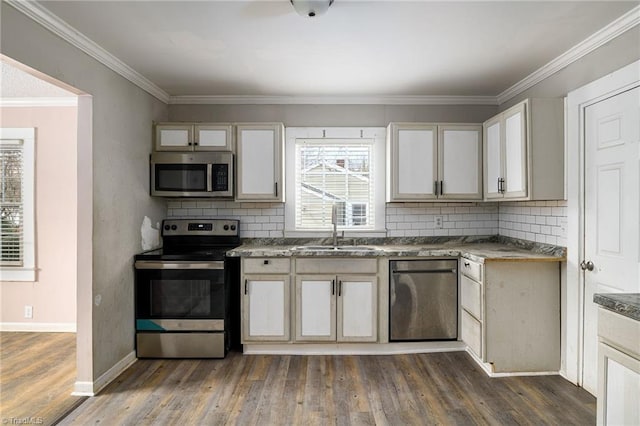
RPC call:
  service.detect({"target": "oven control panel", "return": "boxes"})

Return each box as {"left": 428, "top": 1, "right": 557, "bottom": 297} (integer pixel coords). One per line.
{"left": 162, "top": 219, "right": 239, "bottom": 237}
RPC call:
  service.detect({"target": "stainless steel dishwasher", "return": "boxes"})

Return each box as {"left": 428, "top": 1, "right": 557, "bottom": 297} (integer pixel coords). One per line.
{"left": 389, "top": 259, "right": 458, "bottom": 341}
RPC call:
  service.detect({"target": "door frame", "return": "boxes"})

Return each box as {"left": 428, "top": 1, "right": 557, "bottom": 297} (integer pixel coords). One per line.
{"left": 565, "top": 59, "right": 639, "bottom": 387}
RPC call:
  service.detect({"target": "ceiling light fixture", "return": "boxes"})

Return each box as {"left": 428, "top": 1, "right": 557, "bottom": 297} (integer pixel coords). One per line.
{"left": 290, "top": 0, "right": 334, "bottom": 18}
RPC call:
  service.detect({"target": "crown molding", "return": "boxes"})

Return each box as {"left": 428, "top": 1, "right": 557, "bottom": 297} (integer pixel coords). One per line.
{"left": 497, "top": 5, "right": 640, "bottom": 104}
{"left": 5, "top": 0, "right": 170, "bottom": 104}
{"left": 8, "top": 1, "right": 638, "bottom": 107}
{"left": 0, "top": 97, "right": 78, "bottom": 107}
{"left": 169, "top": 95, "right": 499, "bottom": 105}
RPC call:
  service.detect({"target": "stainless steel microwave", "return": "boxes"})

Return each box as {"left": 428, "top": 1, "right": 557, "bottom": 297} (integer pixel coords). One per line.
{"left": 150, "top": 152, "right": 233, "bottom": 198}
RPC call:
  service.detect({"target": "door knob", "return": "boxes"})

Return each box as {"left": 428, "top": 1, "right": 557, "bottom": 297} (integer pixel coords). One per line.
{"left": 580, "top": 260, "right": 595, "bottom": 271}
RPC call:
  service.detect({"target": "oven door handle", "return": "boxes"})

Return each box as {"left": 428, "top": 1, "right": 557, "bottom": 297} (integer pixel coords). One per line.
{"left": 134, "top": 261, "right": 225, "bottom": 270}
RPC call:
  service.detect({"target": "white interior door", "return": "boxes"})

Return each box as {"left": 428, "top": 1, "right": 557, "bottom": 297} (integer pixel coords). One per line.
{"left": 582, "top": 86, "right": 640, "bottom": 394}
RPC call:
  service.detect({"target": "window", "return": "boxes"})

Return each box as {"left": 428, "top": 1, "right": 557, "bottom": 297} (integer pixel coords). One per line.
{"left": 285, "top": 127, "right": 386, "bottom": 234}
{"left": 0, "top": 128, "right": 35, "bottom": 281}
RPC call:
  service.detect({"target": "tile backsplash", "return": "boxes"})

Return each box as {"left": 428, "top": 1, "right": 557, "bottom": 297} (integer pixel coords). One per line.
{"left": 167, "top": 200, "right": 285, "bottom": 238}
{"left": 498, "top": 200, "right": 568, "bottom": 247}
{"left": 167, "top": 199, "right": 568, "bottom": 246}
{"left": 385, "top": 203, "right": 499, "bottom": 237}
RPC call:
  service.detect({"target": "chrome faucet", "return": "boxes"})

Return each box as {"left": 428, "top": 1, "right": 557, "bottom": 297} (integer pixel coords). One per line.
{"left": 331, "top": 203, "right": 338, "bottom": 247}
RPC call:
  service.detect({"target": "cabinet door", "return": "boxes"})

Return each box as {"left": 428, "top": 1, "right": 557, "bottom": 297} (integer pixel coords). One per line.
{"left": 439, "top": 125, "right": 482, "bottom": 200}
{"left": 598, "top": 342, "right": 640, "bottom": 426}
{"left": 194, "top": 124, "right": 233, "bottom": 151}
{"left": 483, "top": 117, "right": 502, "bottom": 199}
{"left": 295, "top": 276, "right": 336, "bottom": 341}
{"left": 503, "top": 103, "right": 528, "bottom": 198}
{"left": 242, "top": 275, "right": 290, "bottom": 342}
{"left": 236, "top": 123, "right": 284, "bottom": 202}
{"left": 388, "top": 124, "right": 437, "bottom": 200}
{"left": 155, "top": 124, "right": 193, "bottom": 151}
{"left": 337, "top": 275, "right": 377, "bottom": 342}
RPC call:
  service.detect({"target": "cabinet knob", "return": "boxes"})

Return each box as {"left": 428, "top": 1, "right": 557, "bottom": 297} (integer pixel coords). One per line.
{"left": 263, "top": 259, "right": 269, "bottom": 265}
{"left": 464, "top": 262, "right": 470, "bottom": 267}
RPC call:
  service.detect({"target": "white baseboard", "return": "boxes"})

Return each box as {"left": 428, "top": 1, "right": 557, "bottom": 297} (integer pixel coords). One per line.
{"left": 72, "top": 351, "right": 137, "bottom": 396}
{"left": 465, "top": 347, "right": 560, "bottom": 378}
{"left": 0, "top": 322, "right": 76, "bottom": 332}
{"left": 243, "top": 340, "right": 467, "bottom": 355}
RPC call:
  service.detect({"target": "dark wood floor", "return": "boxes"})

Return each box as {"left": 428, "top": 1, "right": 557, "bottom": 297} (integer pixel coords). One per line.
{"left": 59, "top": 350, "right": 595, "bottom": 425}
{"left": 0, "top": 332, "right": 85, "bottom": 426}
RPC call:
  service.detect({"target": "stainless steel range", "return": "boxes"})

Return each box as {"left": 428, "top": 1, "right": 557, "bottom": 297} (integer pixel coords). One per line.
{"left": 134, "top": 218, "right": 240, "bottom": 358}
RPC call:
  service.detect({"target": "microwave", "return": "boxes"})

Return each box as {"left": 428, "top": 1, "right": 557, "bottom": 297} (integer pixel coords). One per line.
{"left": 150, "top": 151, "right": 233, "bottom": 198}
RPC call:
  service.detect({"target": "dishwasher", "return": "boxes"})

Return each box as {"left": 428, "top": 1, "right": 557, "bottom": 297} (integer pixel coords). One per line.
{"left": 389, "top": 259, "right": 458, "bottom": 341}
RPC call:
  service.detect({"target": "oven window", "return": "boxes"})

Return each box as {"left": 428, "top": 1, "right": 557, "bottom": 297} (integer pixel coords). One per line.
{"left": 136, "top": 269, "right": 226, "bottom": 319}
{"left": 156, "top": 164, "right": 207, "bottom": 192}
{"left": 150, "top": 280, "right": 213, "bottom": 317}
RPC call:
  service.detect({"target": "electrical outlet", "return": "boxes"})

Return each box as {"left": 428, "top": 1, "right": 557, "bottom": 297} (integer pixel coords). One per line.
{"left": 434, "top": 216, "right": 444, "bottom": 229}
{"left": 24, "top": 305, "right": 33, "bottom": 319}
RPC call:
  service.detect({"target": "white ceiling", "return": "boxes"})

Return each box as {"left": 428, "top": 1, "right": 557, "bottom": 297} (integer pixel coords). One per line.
{"left": 18, "top": 1, "right": 640, "bottom": 101}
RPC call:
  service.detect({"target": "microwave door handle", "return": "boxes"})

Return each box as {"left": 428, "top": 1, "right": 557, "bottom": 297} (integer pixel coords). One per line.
{"left": 207, "top": 164, "right": 212, "bottom": 192}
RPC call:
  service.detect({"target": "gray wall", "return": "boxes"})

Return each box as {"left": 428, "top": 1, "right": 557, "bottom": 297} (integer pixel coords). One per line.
{"left": 169, "top": 104, "right": 498, "bottom": 125}
{"left": 1, "top": 4, "right": 167, "bottom": 384}
{"left": 500, "top": 26, "right": 640, "bottom": 110}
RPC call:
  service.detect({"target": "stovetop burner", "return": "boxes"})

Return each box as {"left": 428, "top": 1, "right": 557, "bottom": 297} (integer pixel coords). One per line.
{"left": 135, "top": 218, "right": 241, "bottom": 261}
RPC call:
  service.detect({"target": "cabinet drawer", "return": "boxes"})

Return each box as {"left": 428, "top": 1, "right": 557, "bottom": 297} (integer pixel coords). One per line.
{"left": 296, "top": 258, "right": 377, "bottom": 274}
{"left": 461, "top": 275, "right": 482, "bottom": 320}
{"left": 461, "top": 309, "right": 482, "bottom": 359}
{"left": 243, "top": 258, "right": 290, "bottom": 274}
{"left": 460, "top": 258, "right": 482, "bottom": 282}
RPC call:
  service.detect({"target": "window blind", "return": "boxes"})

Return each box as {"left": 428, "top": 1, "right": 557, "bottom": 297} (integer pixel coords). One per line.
{"left": 1, "top": 140, "right": 24, "bottom": 266}
{"left": 295, "top": 138, "right": 374, "bottom": 230}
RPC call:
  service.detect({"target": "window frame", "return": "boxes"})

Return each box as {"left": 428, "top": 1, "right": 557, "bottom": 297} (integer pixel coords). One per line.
{"left": 0, "top": 128, "right": 36, "bottom": 282}
{"left": 284, "top": 127, "right": 386, "bottom": 237}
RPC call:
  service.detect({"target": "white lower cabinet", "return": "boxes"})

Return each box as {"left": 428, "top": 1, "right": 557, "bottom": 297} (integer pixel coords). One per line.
{"left": 296, "top": 274, "right": 377, "bottom": 343}
{"left": 241, "top": 257, "right": 291, "bottom": 343}
{"left": 460, "top": 258, "right": 560, "bottom": 373}
{"left": 294, "top": 258, "right": 378, "bottom": 343}
{"left": 242, "top": 275, "right": 290, "bottom": 342}
{"left": 597, "top": 308, "right": 640, "bottom": 425}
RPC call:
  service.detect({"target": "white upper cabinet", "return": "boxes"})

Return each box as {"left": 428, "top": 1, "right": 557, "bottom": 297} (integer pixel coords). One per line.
{"left": 483, "top": 98, "right": 564, "bottom": 201}
{"left": 439, "top": 125, "right": 483, "bottom": 200}
{"left": 236, "top": 123, "right": 285, "bottom": 202}
{"left": 155, "top": 122, "right": 233, "bottom": 151}
{"left": 389, "top": 124, "right": 437, "bottom": 200}
{"left": 387, "top": 123, "right": 482, "bottom": 201}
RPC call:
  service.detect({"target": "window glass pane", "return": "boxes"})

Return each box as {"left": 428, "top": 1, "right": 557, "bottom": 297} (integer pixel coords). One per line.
{"left": 295, "top": 139, "right": 374, "bottom": 230}
{"left": 0, "top": 143, "right": 24, "bottom": 265}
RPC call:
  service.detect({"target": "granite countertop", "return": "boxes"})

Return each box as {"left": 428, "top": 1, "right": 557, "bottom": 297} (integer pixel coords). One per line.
{"left": 594, "top": 293, "right": 640, "bottom": 322}
{"left": 227, "top": 236, "right": 566, "bottom": 263}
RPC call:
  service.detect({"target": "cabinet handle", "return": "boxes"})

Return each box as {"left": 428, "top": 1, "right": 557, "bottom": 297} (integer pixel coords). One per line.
{"left": 332, "top": 279, "right": 335, "bottom": 295}
{"left": 440, "top": 180, "right": 444, "bottom": 196}
{"left": 244, "top": 279, "right": 248, "bottom": 295}
{"left": 464, "top": 262, "right": 470, "bottom": 267}
{"left": 338, "top": 280, "right": 342, "bottom": 297}
{"left": 434, "top": 180, "right": 438, "bottom": 196}
{"left": 274, "top": 182, "right": 278, "bottom": 197}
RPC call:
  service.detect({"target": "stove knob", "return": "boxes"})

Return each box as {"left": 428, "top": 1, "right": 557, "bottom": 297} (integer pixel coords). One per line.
{"left": 171, "top": 225, "right": 177, "bottom": 230}
{"left": 223, "top": 225, "right": 229, "bottom": 231}
{"left": 164, "top": 225, "right": 170, "bottom": 231}
{"left": 230, "top": 225, "right": 236, "bottom": 231}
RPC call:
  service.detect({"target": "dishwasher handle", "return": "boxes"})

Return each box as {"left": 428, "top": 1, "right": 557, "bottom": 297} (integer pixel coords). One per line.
{"left": 391, "top": 269, "right": 457, "bottom": 274}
